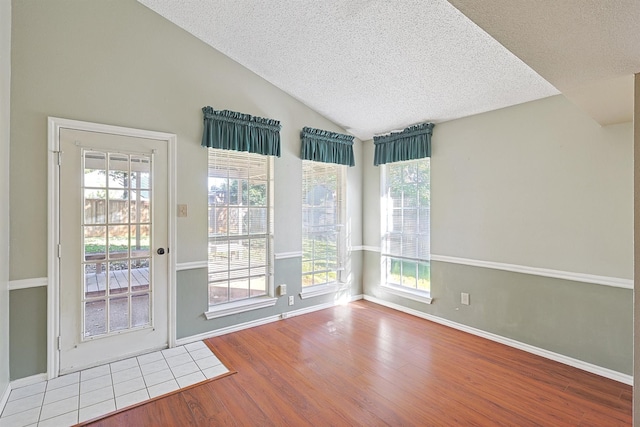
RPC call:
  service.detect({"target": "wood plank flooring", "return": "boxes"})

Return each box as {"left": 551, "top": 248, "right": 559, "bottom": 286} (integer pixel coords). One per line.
{"left": 84, "top": 300, "right": 632, "bottom": 426}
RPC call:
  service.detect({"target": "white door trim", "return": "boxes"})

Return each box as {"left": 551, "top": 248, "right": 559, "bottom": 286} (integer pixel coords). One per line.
{"left": 47, "top": 117, "right": 177, "bottom": 380}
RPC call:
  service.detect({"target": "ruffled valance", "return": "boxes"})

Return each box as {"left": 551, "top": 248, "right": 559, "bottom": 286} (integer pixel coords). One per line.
{"left": 201, "top": 106, "right": 281, "bottom": 157}
{"left": 300, "top": 127, "right": 355, "bottom": 166}
{"left": 373, "top": 122, "right": 434, "bottom": 166}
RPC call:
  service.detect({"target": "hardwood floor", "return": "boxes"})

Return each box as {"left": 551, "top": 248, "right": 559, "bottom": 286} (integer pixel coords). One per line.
{"left": 85, "top": 300, "right": 632, "bottom": 426}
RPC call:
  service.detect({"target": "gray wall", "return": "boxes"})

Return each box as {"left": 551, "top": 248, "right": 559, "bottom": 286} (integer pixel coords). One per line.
{"left": 9, "top": 288, "right": 47, "bottom": 380}
{"left": 363, "top": 95, "right": 633, "bottom": 374}
{"left": 431, "top": 96, "right": 632, "bottom": 278}
{"left": 0, "top": 0, "right": 11, "bottom": 400}
{"left": 10, "top": 0, "right": 362, "bottom": 379}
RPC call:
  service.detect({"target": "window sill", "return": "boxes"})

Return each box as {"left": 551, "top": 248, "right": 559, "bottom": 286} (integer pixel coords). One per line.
{"left": 381, "top": 284, "right": 433, "bottom": 305}
{"left": 205, "top": 296, "right": 278, "bottom": 320}
{"left": 299, "top": 283, "right": 340, "bottom": 299}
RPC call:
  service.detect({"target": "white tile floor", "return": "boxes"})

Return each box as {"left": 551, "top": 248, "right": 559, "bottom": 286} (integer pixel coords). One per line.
{"left": 0, "top": 342, "right": 229, "bottom": 427}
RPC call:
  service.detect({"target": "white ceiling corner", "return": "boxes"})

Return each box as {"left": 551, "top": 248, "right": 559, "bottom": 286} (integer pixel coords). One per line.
{"left": 562, "top": 75, "right": 634, "bottom": 126}
{"left": 137, "top": 0, "right": 637, "bottom": 139}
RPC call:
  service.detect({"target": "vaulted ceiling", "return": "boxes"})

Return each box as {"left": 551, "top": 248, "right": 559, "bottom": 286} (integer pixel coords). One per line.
{"left": 138, "top": 0, "right": 640, "bottom": 140}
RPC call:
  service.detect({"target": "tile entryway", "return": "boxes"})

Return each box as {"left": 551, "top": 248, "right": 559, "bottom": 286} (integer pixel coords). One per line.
{"left": 0, "top": 342, "right": 229, "bottom": 427}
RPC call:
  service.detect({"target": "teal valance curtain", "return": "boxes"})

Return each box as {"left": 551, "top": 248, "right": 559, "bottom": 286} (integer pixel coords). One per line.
{"left": 201, "top": 106, "right": 281, "bottom": 157}
{"left": 300, "top": 127, "right": 355, "bottom": 166}
{"left": 373, "top": 122, "right": 434, "bottom": 166}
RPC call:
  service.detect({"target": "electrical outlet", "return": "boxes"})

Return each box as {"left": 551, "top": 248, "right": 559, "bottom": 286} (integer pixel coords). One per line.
{"left": 279, "top": 284, "right": 287, "bottom": 296}
{"left": 288, "top": 296, "right": 294, "bottom": 306}
{"left": 177, "top": 204, "right": 188, "bottom": 217}
{"left": 461, "top": 292, "right": 470, "bottom": 305}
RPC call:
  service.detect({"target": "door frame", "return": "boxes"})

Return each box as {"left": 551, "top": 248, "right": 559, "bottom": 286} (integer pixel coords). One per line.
{"left": 47, "top": 117, "right": 177, "bottom": 379}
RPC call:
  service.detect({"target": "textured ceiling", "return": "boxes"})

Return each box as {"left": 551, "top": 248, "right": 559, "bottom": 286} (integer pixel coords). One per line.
{"left": 137, "top": 0, "right": 639, "bottom": 140}
{"left": 449, "top": 0, "right": 640, "bottom": 126}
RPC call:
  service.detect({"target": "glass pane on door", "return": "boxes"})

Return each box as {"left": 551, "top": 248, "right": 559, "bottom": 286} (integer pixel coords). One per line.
{"left": 81, "top": 149, "right": 153, "bottom": 339}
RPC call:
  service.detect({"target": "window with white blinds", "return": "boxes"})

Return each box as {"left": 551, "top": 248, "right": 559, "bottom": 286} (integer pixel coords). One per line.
{"left": 381, "top": 158, "right": 430, "bottom": 293}
{"left": 302, "top": 161, "right": 346, "bottom": 288}
{"left": 207, "top": 149, "right": 273, "bottom": 306}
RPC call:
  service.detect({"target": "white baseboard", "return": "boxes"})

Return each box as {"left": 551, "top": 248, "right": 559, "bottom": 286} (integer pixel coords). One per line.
{"left": 176, "top": 294, "right": 364, "bottom": 347}
{"left": 9, "top": 373, "right": 48, "bottom": 389}
{"left": 363, "top": 295, "right": 633, "bottom": 386}
{"left": 0, "top": 382, "right": 10, "bottom": 415}
{"left": 175, "top": 315, "right": 283, "bottom": 347}
{"left": 283, "top": 294, "right": 363, "bottom": 319}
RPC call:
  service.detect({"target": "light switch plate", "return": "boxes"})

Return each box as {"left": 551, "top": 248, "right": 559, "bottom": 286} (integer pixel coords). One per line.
{"left": 461, "top": 292, "right": 470, "bottom": 305}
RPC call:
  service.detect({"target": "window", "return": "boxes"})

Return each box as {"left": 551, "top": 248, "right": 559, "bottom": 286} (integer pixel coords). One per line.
{"left": 381, "top": 158, "right": 430, "bottom": 295}
{"left": 302, "top": 161, "right": 345, "bottom": 288}
{"left": 207, "top": 149, "right": 273, "bottom": 307}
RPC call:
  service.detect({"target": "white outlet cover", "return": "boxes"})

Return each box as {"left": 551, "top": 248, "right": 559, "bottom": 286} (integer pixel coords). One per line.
{"left": 461, "top": 293, "right": 470, "bottom": 305}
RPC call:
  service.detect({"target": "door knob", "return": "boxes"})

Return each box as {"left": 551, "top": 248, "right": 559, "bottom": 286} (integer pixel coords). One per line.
{"left": 157, "top": 248, "right": 165, "bottom": 255}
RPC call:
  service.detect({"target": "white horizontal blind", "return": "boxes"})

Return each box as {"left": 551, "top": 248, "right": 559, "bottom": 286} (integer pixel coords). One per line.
{"left": 207, "top": 149, "right": 273, "bottom": 305}
{"left": 381, "top": 158, "right": 430, "bottom": 292}
{"left": 302, "top": 161, "right": 346, "bottom": 287}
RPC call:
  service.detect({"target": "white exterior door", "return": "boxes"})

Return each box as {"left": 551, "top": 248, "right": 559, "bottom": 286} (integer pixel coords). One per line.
{"left": 57, "top": 127, "right": 169, "bottom": 374}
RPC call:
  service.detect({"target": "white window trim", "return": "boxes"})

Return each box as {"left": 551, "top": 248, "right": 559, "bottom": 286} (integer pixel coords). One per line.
{"left": 299, "top": 283, "right": 340, "bottom": 299}
{"left": 381, "top": 283, "right": 433, "bottom": 304}
{"left": 205, "top": 296, "right": 278, "bottom": 320}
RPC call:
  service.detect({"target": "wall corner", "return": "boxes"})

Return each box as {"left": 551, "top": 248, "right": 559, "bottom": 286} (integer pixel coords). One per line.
{"left": 0, "top": 0, "right": 12, "bottom": 405}
{"left": 632, "top": 72, "right": 639, "bottom": 426}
